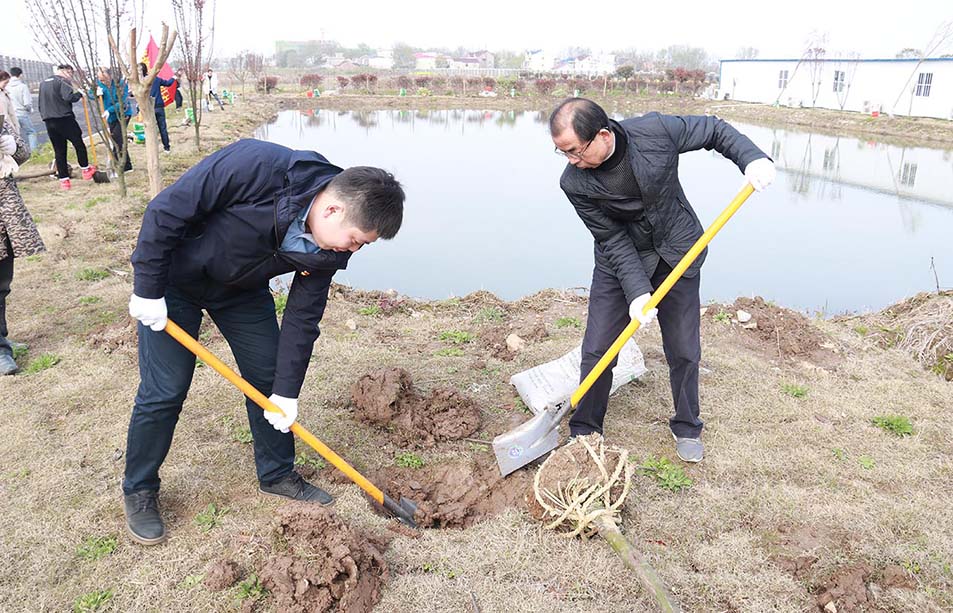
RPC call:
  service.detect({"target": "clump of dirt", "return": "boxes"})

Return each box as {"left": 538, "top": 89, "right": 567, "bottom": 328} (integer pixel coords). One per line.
{"left": 880, "top": 564, "right": 916, "bottom": 590}
{"left": 769, "top": 525, "right": 833, "bottom": 580}
{"left": 815, "top": 563, "right": 873, "bottom": 612}
{"left": 375, "top": 458, "right": 531, "bottom": 529}
{"left": 258, "top": 503, "right": 389, "bottom": 613}
{"left": 708, "top": 297, "right": 837, "bottom": 365}
{"left": 86, "top": 319, "right": 137, "bottom": 359}
{"left": 480, "top": 321, "right": 549, "bottom": 360}
{"left": 529, "top": 434, "right": 630, "bottom": 534}
{"left": 350, "top": 368, "right": 482, "bottom": 446}
{"left": 203, "top": 559, "right": 242, "bottom": 591}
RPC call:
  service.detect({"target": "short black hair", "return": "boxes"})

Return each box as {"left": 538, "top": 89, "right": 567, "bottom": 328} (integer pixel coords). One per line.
{"left": 139, "top": 63, "right": 148, "bottom": 77}
{"left": 328, "top": 167, "right": 404, "bottom": 240}
{"left": 549, "top": 97, "right": 609, "bottom": 141}
{"left": 10, "top": 67, "right": 23, "bottom": 77}
{"left": 57, "top": 64, "right": 74, "bottom": 71}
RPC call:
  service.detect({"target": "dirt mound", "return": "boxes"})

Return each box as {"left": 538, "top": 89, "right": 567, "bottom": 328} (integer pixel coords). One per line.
{"left": 86, "top": 319, "right": 137, "bottom": 359}
{"left": 375, "top": 458, "right": 531, "bottom": 529}
{"left": 350, "top": 368, "right": 481, "bottom": 446}
{"left": 258, "top": 503, "right": 389, "bottom": 613}
{"left": 708, "top": 297, "right": 837, "bottom": 365}
{"left": 815, "top": 563, "right": 873, "bottom": 612}
{"left": 480, "top": 321, "right": 549, "bottom": 360}
{"left": 879, "top": 564, "right": 916, "bottom": 590}
{"left": 769, "top": 525, "right": 833, "bottom": 580}
{"left": 204, "top": 559, "right": 241, "bottom": 591}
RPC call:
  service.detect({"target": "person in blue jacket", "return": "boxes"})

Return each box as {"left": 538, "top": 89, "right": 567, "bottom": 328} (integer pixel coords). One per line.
{"left": 123, "top": 138, "right": 405, "bottom": 545}
{"left": 139, "top": 63, "right": 175, "bottom": 153}
{"left": 96, "top": 67, "right": 133, "bottom": 172}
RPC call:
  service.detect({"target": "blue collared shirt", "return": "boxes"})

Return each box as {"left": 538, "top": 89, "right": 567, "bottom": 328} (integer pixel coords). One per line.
{"left": 280, "top": 196, "right": 323, "bottom": 254}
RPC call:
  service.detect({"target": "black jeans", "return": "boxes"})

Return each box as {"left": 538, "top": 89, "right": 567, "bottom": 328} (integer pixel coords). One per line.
{"left": 155, "top": 110, "right": 170, "bottom": 151}
{"left": 108, "top": 118, "right": 132, "bottom": 171}
{"left": 44, "top": 116, "right": 89, "bottom": 178}
{"left": 0, "top": 240, "right": 12, "bottom": 352}
{"left": 122, "top": 280, "right": 293, "bottom": 494}
{"left": 570, "top": 253, "right": 703, "bottom": 438}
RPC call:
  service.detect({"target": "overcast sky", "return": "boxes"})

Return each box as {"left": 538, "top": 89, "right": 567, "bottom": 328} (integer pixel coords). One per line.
{"left": 6, "top": 0, "right": 952, "bottom": 62}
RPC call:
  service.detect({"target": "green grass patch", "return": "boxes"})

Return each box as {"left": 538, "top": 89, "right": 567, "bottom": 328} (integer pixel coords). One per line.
{"left": 76, "top": 268, "right": 110, "bottom": 282}
{"left": 79, "top": 295, "right": 102, "bottom": 305}
{"left": 84, "top": 196, "right": 108, "bottom": 210}
{"left": 179, "top": 574, "right": 205, "bottom": 589}
{"left": 236, "top": 574, "right": 266, "bottom": 601}
{"left": 475, "top": 306, "right": 505, "bottom": 322}
{"left": 638, "top": 456, "right": 693, "bottom": 492}
{"left": 859, "top": 455, "right": 875, "bottom": 470}
{"left": 194, "top": 503, "right": 227, "bottom": 532}
{"left": 439, "top": 330, "right": 474, "bottom": 344}
{"left": 832, "top": 448, "right": 847, "bottom": 461}
{"left": 714, "top": 310, "right": 731, "bottom": 323}
{"left": 435, "top": 347, "right": 465, "bottom": 357}
{"left": 273, "top": 292, "right": 288, "bottom": 316}
{"left": 24, "top": 254, "right": 42, "bottom": 263}
{"left": 781, "top": 383, "right": 808, "bottom": 398}
{"left": 231, "top": 427, "right": 253, "bottom": 444}
{"left": 76, "top": 535, "right": 118, "bottom": 561}
{"left": 555, "top": 316, "right": 582, "bottom": 328}
{"left": 853, "top": 324, "right": 869, "bottom": 336}
{"left": 73, "top": 589, "right": 113, "bottom": 612}
{"left": 358, "top": 304, "right": 382, "bottom": 316}
{"left": 294, "top": 453, "right": 326, "bottom": 470}
{"left": 12, "top": 345, "right": 28, "bottom": 361}
{"left": 872, "top": 415, "right": 913, "bottom": 437}
{"left": 25, "top": 353, "right": 60, "bottom": 374}
{"left": 395, "top": 452, "right": 425, "bottom": 468}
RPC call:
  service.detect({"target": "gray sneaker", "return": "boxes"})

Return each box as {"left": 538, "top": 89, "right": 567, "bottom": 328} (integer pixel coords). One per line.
{"left": 124, "top": 490, "right": 167, "bottom": 545}
{"left": 672, "top": 433, "right": 704, "bottom": 463}
{"left": 259, "top": 471, "right": 334, "bottom": 506}
{"left": 0, "top": 350, "right": 17, "bottom": 375}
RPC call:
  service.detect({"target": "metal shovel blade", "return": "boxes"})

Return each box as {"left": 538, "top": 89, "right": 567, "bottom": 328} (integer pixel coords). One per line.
{"left": 382, "top": 492, "right": 419, "bottom": 528}
{"left": 493, "top": 400, "right": 570, "bottom": 476}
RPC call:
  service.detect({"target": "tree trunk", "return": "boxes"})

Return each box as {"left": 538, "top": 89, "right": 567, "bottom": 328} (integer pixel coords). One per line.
{"left": 593, "top": 515, "right": 681, "bottom": 613}
{"left": 135, "top": 90, "right": 163, "bottom": 197}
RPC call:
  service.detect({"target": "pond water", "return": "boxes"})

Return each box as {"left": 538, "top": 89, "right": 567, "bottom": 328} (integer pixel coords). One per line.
{"left": 256, "top": 108, "right": 953, "bottom": 315}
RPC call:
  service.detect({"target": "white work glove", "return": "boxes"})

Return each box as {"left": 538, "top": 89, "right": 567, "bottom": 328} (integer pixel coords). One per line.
{"left": 0, "top": 135, "right": 16, "bottom": 155}
{"left": 744, "top": 157, "right": 776, "bottom": 192}
{"left": 265, "top": 394, "right": 298, "bottom": 433}
{"left": 101, "top": 110, "right": 110, "bottom": 120}
{"left": 128, "top": 294, "right": 168, "bottom": 331}
{"left": 629, "top": 292, "right": 658, "bottom": 328}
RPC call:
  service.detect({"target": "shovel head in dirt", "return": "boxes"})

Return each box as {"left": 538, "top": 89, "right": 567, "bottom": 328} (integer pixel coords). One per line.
{"left": 493, "top": 399, "right": 572, "bottom": 476}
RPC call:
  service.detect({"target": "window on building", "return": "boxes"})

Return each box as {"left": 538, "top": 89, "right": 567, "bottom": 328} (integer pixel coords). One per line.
{"left": 823, "top": 149, "right": 837, "bottom": 171}
{"left": 900, "top": 162, "right": 918, "bottom": 187}
{"left": 778, "top": 70, "right": 789, "bottom": 89}
{"left": 915, "top": 73, "right": 932, "bottom": 97}
{"left": 833, "top": 70, "right": 845, "bottom": 92}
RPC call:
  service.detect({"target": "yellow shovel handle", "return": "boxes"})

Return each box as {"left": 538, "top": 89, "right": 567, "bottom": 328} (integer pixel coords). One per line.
{"left": 163, "top": 319, "right": 385, "bottom": 504}
{"left": 570, "top": 184, "right": 755, "bottom": 408}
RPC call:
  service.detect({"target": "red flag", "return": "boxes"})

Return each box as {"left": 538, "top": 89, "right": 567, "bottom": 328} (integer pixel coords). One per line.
{"left": 145, "top": 35, "right": 177, "bottom": 108}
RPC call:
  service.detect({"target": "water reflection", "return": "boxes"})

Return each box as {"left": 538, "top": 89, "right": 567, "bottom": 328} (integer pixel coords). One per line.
{"left": 256, "top": 109, "right": 953, "bottom": 314}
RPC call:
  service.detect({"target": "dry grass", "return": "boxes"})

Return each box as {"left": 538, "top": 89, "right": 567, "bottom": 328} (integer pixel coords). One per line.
{"left": 1, "top": 95, "right": 951, "bottom": 612}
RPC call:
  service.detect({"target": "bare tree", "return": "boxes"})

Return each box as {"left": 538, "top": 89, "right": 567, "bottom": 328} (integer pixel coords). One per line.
{"left": 247, "top": 52, "right": 264, "bottom": 85}
{"left": 171, "top": 0, "right": 216, "bottom": 149}
{"left": 228, "top": 50, "right": 250, "bottom": 96}
{"left": 110, "top": 24, "right": 178, "bottom": 197}
{"left": 834, "top": 52, "right": 861, "bottom": 111}
{"left": 891, "top": 20, "right": 953, "bottom": 116}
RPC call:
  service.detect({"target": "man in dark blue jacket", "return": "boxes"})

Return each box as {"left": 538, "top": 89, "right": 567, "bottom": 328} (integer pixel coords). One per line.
{"left": 550, "top": 98, "right": 775, "bottom": 463}
{"left": 123, "top": 138, "right": 404, "bottom": 545}
{"left": 139, "top": 63, "right": 176, "bottom": 152}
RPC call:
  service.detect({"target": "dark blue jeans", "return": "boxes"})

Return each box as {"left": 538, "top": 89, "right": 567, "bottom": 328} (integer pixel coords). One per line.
{"left": 122, "top": 281, "right": 294, "bottom": 494}
{"left": 570, "top": 255, "right": 702, "bottom": 438}
{"left": 155, "top": 110, "right": 170, "bottom": 151}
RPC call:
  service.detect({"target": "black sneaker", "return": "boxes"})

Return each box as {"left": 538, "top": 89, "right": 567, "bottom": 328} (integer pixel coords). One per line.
{"left": 259, "top": 471, "right": 334, "bottom": 506}
{"left": 123, "top": 490, "right": 166, "bottom": 545}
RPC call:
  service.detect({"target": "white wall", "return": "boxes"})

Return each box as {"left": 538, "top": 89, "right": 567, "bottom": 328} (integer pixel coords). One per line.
{"left": 719, "top": 59, "right": 953, "bottom": 120}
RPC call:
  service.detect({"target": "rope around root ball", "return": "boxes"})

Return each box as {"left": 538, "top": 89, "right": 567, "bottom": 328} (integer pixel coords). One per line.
{"left": 533, "top": 434, "right": 634, "bottom": 538}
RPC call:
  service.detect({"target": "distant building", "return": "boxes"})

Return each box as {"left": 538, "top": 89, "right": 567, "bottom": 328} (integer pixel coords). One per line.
{"left": 554, "top": 53, "right": 617, "bottom": 76}
{"left": 524, "top": 49, "right": 555, "bottom": 72}
{"left": 719, "top": 57, "right": 953, "bottom": 120}
{"left": 471, "top": 50, "right": 495, "bottom": 69}
{"left": 448, "top": 57, "right": 480, "bottom": 70}
{"left": 368, "top": 48, "right": 394, "bottom": 70}
{"left": 414, "top": 52, "right": 441, "bottom": 71}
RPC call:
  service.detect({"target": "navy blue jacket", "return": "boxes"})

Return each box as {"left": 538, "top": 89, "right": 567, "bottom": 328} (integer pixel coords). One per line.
{"left": 132, "top": 139, "right": 351, "bottom": 397}
{"left": 149, "top": 76, "right": 176, "bottom": 111}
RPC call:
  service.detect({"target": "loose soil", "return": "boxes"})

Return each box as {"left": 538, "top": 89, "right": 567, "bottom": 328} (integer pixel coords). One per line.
{"left": 815, "top": 563, "right": 874, "bottom": 612}
{"left": 374, "top": 459, "right": 531, "bottom": 529}
{"left": 350, "top": 368, "right": 482, "bottom": 446}
{"left": 203, "top": 559, "right": 242, "bottom": 591}
{"left": 258, "top": 503, "right": 389, "bottom": 613}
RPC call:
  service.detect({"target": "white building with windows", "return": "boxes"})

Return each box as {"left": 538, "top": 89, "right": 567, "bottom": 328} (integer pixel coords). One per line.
{"left": 718, "top": 58, "right": 953, "bottom": 120}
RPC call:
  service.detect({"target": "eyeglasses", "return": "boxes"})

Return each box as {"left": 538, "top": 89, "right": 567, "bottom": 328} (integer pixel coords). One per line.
{"left": 554, "top": 127, "right": 608, "bottom": 160}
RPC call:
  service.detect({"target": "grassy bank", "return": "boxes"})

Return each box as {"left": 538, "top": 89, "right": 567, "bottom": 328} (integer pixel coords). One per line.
{"left": 0, "top": 94, "right": 950, "bottom": 612}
